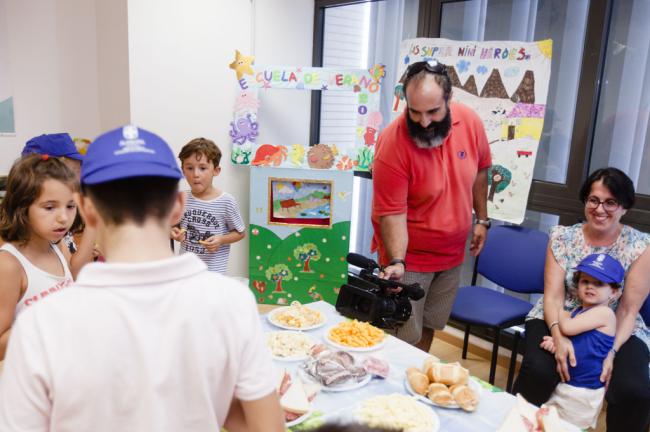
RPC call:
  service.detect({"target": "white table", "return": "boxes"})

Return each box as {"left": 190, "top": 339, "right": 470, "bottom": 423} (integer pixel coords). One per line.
{"left": 262, "top": 301, "right": 580, "bottom": 431}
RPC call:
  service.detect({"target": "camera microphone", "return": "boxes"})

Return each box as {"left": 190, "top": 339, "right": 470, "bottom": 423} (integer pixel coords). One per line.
{"left": 346, "top": 253, "right": 380, "bottom": 271}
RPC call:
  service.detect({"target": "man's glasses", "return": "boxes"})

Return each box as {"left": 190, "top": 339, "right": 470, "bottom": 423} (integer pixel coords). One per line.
{"left": 403, "top": 60, "right": 448, "bottom": 81}
{"left": 585, "top": 196, "right": 620, "bottom": 212}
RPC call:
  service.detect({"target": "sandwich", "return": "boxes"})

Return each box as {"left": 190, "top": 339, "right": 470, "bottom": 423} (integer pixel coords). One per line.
{"left": 275, "top": 369, "right": 320, "bottom": 423}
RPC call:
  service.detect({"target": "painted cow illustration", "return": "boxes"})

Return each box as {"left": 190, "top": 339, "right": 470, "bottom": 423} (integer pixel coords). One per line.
{"left": 279, "top": 199, "right": 301, "bottom": 213}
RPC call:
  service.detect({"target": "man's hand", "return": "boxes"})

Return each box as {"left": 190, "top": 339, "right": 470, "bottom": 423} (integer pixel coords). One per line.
{"left": 553, "top": 333, "right": 576, "bottom": 382}
{"left": 379, "top": 263, "right": 405, "bottom": 293}
{"left": 170, "top": 227, "right": 186, "bottom": 242}
{"left": 469, "top": 224, "right": 487, "bottom": 256}
{"left": 380, "top": 263, "right": 404, "bottom": 281}
{"left": 539, "top": 335, "right": 556, "bottom": 354}
{"left": 200, "top": 235, "right": 222, "bottom": 253}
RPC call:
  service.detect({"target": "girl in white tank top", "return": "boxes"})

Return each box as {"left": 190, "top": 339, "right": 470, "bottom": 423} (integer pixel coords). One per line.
{"left": 0, "top": 243, "right": 73, "bottom": 316}
{"left": 0, "top": 155, "right": 78, "bottom": 359}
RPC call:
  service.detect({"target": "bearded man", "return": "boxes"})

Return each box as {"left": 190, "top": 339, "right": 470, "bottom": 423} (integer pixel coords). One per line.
{"left": 371, "top": 60, "right": 492, "bottom": 351}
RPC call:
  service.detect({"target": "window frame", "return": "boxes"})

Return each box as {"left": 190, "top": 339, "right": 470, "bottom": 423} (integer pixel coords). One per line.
{"left": 312, "top": 0, "right": 650, "bottom": 231}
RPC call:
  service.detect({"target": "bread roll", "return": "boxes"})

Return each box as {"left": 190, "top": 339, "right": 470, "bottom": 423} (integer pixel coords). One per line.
{"left": 427, "top": 382, "right": 454, "bottom": 406}
{"left": 406, "top": 367, "right": 422, "bottom": 378}
{"left": 428, "top": 362, "right": 469, "bottom": 386}
{"left": 450, "top": 384, "right": 478, "bottom": 412}
{"left": 407, "top": 371, "right": 429, "bottom": 395}
{"left": 422, "top": 355, "right": 441, "bottom": 373}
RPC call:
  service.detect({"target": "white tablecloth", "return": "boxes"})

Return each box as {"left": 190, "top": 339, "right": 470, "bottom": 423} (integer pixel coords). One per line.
{"left": 262, "top": 301, "right": 581, "bottom": 432}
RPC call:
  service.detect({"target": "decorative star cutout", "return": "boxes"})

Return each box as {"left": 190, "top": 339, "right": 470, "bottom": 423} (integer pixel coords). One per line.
{"left": 262, "top": 80, "right": 272, "bottom": 90}
{"left": 229, "top": 50, "right": 255, "bottom": 80}
{"left": 321, "top": 84, "right": 328, "bottom": 91}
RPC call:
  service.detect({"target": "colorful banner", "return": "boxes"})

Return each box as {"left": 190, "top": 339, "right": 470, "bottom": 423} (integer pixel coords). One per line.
{"left": 394, "top": 38, "right": 553, "bottom": 224}
{"left": 0, "top": 10, "right": 15, "bottom": 135}
{"left": 229, "top": 51, "right": 384, "bottom": 172}
{"left": 249, "top": 167, "right": 353, "bottom": 306}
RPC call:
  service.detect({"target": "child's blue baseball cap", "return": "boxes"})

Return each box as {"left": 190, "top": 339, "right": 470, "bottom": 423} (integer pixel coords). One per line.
{"left": 574, "top": 253, "right": 625, "bottom": 284}
{"left": 22, "top": 133, "right": 84, "bottom": 161}
{"left": 81, "top": 125, "right": 182, "bottom": 185}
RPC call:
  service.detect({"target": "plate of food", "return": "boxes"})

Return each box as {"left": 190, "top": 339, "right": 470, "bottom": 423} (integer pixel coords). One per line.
{"left": 299, "top": 347, "right": 373, "bottom": 392}
{"left": 267, "top": 331, "right": 314, "bottom": 362}
{"left": 355, "top": 393, "right": 440, "bottom": 432}
{"left": 299, "top": 366, "right": 372, "bottom": 393}
{"left": 267, "top": 301, "right": 326, "bottom": 331}
{"left": 324, "top": 320, "right": 386, "bottom": 352}
{"left": 285, "top": 409, "right": 313, "bottom": 428}
{"left": 276, "top": 370, "right": 320, "bottom": 427}
{"left": 404, "top": 362, "right": 479, "bottom": 412}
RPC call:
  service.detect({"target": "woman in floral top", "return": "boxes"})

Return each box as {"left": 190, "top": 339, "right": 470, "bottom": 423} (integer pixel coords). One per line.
{"left": 513, "top": 167, "right": 650, "bottom": 432}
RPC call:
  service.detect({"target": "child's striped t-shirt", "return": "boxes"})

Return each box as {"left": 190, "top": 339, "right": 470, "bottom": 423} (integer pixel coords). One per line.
{"left": 179, "top": 191, "right": 245, "bottom": 274}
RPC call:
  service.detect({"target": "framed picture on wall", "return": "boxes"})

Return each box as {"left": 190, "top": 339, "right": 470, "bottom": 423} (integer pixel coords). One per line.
{"left": 268, "top": 177, "right": 333, "bottom": 228}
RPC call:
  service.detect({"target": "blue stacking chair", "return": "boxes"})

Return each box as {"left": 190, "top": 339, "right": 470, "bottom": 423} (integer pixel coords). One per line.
{"left": 450, "top": 225, "right": 549, "bottom": 390}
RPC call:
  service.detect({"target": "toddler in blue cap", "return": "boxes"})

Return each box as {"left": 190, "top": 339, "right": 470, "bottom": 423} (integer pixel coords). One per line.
{"left": 541, "top": 253, "right": 623, "bottom": 429}
{"left": 0, "top": 125, "right": 285, "bottom": 432}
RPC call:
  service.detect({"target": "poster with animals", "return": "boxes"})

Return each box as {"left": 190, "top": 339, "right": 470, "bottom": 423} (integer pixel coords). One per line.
{"left": 229, "top": 50, "right": 385, "bottom": 172}
{"left": 394, "top": 38, "right": 552, "bottom": 224}
{"left": 249, "top": 167, "right": 353, "bottom": 306}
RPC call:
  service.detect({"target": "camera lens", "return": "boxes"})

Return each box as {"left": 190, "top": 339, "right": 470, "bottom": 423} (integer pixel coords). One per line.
{"left": 355, "top": 297, "right": 373, "bottom": 314}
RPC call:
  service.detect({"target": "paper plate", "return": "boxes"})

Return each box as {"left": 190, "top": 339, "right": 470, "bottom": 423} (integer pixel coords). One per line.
{"left": 285, "top": 409, "right": 313, "bottom": 427}
{"left": 298, "top": 367, "right": 372, "bottom": 393}
{"left": 404, "top": 376, "right": 481, "bottom": 409}
{"left": 267, "top": 307, "right": 326, "bottom": 331}
{"left": 354, "top": 394, "right": 440, "bottom": 432}
{"left": 267, "top": 331, "right": 314, "bottom": 361}
{"left": 324, "top": 330, "right": 386, "bottom": 352}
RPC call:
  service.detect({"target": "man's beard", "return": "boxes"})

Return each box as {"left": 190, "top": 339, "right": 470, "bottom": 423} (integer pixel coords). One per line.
{"left": 406, "top": 104, "right": 452, "bottom": 148}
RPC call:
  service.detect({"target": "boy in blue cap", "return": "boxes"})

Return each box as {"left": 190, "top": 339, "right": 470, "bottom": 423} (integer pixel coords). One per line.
{"left": 21, "top": 133, "right": 97, "bottom": 277}
{"left": 540, "top": 253, "right": 623, "bottom": 429}
{"left": 0, "top": 125, "right": 284, "bottom": 432}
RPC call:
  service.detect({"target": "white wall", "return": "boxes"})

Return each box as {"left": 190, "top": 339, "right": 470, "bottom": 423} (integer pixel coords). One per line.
{"left": 1, "top": 0, "right": 314, "bottom": 277}
{"left": 95, "top": 0, "right": 131, "bottom": 131}
{"left": 127, "top": 0, "right": 314, "bottom": 277}
{"left": 0, "top": 0, "right": 129, "bottom": 174}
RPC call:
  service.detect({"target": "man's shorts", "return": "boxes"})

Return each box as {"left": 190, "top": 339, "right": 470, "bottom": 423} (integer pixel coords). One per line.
{"left": 389, "top": 265, "right": 462, "bottom": 345}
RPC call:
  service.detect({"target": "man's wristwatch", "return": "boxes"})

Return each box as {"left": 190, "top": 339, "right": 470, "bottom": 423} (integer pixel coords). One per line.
{"left": 475, "top": 218, "right": 491, "bottom": 229}
{"left": 388, "top": 258, "right": 406, "bottom": 267}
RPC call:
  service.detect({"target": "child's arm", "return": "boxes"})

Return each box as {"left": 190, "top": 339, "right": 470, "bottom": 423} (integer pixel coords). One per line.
{"left": 237, "top": 392, "right": 285, "bottom": 432}
{"left": 558, "top": 306, "right": 616, "bottom": 336}
{"left": 68, "top": 227, "right": 98, "bottom": 279}
{"left": 170, "top": 226, "right": 186, "bottom": 242}
{"left": 202, "top": 197, "right": 246, "bottom": 252}
{"left": 0, "top": 253, "right": 24, "bottom": 360}
{"left": 202, "top": 230, "right": 245, "bottom": 253}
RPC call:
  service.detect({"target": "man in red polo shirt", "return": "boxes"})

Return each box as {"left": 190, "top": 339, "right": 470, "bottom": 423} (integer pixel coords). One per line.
{"left": 372, "top": 60, "right": 491, "bottom": 350}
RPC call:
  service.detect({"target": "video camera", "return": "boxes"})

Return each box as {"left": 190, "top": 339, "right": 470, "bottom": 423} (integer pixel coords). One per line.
{"left": 335, "top": 253, "right": 425, "bottom": 329}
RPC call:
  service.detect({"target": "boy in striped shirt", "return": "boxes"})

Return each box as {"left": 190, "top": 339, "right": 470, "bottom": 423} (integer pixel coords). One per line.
{"left": 171, "top": 138, "right": 245, "bottom": 273}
